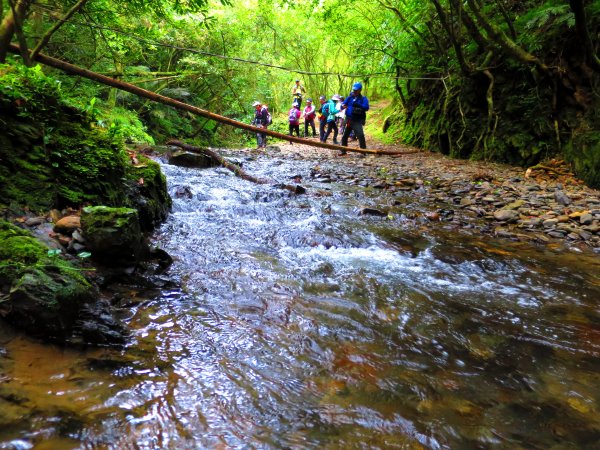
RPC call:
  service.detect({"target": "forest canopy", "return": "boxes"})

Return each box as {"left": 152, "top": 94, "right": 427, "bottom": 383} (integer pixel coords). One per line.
{"left": 1, "top": 0, "right": 599, "bottom": 186}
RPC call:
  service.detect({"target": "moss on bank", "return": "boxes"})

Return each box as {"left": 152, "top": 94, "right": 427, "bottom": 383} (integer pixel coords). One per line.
{"left": 0, "top": 63, "right": 170, "bottom": 342}
{"left": 0, "top": 221, "right": 94, "bottom": 340}
{"left": 0, "top": 63, "right": 171, "bottom": 227}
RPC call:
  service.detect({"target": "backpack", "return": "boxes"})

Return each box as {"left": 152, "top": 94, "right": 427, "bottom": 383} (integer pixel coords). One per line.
{"left": 288, "top": 108, "right": 299, "bottom": 123}
{"left": 263, "top": 106, "right": 272, "bottom": 125}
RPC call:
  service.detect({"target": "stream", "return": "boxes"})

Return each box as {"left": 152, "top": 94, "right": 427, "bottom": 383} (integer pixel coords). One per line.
{"left": 1, "top": 149, "right": 600, "bottom": 449}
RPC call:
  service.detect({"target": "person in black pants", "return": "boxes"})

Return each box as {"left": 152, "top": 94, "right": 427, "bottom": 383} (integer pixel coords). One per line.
{"left": 302, "top": 98, "right": 317, "bottom": 137}
{"left": 340, "top": 82, "right": 369, "bottom": 155}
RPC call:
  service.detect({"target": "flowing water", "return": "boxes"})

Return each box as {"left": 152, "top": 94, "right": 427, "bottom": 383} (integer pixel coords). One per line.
{"left": 1, "top": 150, "right": 600, "bottom": 449}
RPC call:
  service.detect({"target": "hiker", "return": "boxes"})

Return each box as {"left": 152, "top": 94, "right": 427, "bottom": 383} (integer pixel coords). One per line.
{"left": 322, "top": 94, "right": 340, "bottom": 144}
{"left": 302, "top": 98, "right": 317, "bottom": 137}
{"left": 317, "top": 95, "right": 328, "bottom": 142}
{"left": 340, "top": 82, "right": 369, "bottom": 154}
{"left": 288, "top": 102, "right": 301, "bottom": 140}
{"left": 335, "top": 95, "right": 346, "bottom": 132}
{"left": 251, "top": 100, "right": 269, "bottom": 149}
{"left": 291, "top": 79, "right": 306, "bottom": 108}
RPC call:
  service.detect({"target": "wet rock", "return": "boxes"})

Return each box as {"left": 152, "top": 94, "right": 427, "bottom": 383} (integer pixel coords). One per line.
{"left": 69, "top": 242, "right": 87, "bottom": 253}
{"left": 583, "top": 223, "right": 599, "bottom": 233}
{"left": 547, "top": 230, "right": 566, "bottom": 238}
{"left": 168, "top": 150, "right": 215, "bottom": 168}
{"left": 174, "top": 185, "right": 193, "bottom": 199}
{"left": 543, "top": 218, "right": 559, "bottom": 228}
{"left": 80, "top": 206, "right": 145, "bottom": 264}
{"left": 0, "top": 221, "right": 95, "bottom": 342}
{"left": 580, "top": 213, "right": 593, "bottom": 225}
{"left": 493, "top": 209, "right": 519, "bottom": 222}
{"left": 554, "top": 189, "right": 571, "bottom": 206}
{"left": 505, "top": 200, "right": 525, "bottom": 210}
{"left": 72, "top": 230, "right": 85, "bottom": 243}
{"left": 76, "top": 299, "right": 128, "bottom": 346}
{"left": 359, "top": 207, "right": 387, "bottom": 217}
{"left": 25, "top": 216, "right": 46, "bottom": 227}
{"left": 53, "top": 215, "right": 81, "bottom": 235}
{"left": 293, "top": 185, "right": 307, "bottom": 195}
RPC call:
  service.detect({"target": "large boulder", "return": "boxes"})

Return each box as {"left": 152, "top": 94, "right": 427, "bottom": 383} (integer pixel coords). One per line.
{"left": 168, "top": 150, "right": 216, "bottom": 168}
{"left": 0, "top": 221, "right": 94, "bottom": 341}
{"left": 80, "top": 206, "right": 145, "bottom": 264}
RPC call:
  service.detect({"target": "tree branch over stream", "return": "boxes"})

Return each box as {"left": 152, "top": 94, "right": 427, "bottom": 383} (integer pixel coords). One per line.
{"left": 7, "top": 44, "right": 419, "bottom": 157}
{"left": 165, "top": 139, "right": 306, "bottom": 195}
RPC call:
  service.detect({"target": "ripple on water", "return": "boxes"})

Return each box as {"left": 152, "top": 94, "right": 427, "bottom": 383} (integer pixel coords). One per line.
{"left": 3, "top": 156, "right": 600, "bottom": 449}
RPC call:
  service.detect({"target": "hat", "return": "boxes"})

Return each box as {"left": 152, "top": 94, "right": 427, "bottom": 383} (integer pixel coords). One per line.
{"left": 332, "top": 94, "right": 341, "bottom": 101}
{"left": 306, "top": 98, "right": 313, "bottom": 103}
{"left": 352, "top": 82, "right": 363, "bottom": 91}
{"left": 319, "top": 95, "right": 326, "bottom": 101}
{"left": 292, "top": 102, "right": 299, "bottom": 107}
{"left": 252, "top": 101, "right": 261, "bottom": 107}
{"left": 295, "top": 79, "right": 300, "bottom": 82}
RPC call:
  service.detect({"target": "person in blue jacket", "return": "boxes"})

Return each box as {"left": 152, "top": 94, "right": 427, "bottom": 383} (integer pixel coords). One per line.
{"left": 339, "top": 82, "right": 369, "bottom": 155}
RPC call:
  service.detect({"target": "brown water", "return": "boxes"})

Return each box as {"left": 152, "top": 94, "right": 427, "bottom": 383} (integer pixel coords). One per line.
{"left": 1, "top": 151, "right": 600, "bottom": 449}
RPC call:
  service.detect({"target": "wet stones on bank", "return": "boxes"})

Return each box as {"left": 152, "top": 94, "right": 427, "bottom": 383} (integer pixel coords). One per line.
{"left": 276, "top": 144, "right": 600, "bottom": 255}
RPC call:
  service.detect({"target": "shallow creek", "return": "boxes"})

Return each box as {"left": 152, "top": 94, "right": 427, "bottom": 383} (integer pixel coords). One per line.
{"left": 1, "top": 150, "right": 600, "bottom": 449}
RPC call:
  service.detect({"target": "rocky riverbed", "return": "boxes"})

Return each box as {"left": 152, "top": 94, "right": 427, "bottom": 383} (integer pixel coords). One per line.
{"left": 257, "top": 140, "right": 600, "bottom": 255}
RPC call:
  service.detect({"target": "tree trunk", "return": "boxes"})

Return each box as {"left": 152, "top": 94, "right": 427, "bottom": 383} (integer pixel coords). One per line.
{"left": 0, "top": 0, "right": 30, "bottom": 62}
{"left": 568, "top": 0, "right": 600, "bottom": 73}
{"left": 31, "top": 0, "right": 89, "bottom": 60}
{"left": 430, "top": 0, "right": 472, "bottom": 76}
{"left": 166, "top": 139, "right": 306, "bottom": 194}
{"left": 465, "top": 0, "right": 549, "bottom": 73}
{"left": 8, "top": 44, "right": 417, "bottom": 156}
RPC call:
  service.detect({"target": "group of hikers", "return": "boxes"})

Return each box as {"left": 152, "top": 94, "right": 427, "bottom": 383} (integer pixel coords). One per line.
{"left": 251, "top": 80, "right": 369, "bottom": 156}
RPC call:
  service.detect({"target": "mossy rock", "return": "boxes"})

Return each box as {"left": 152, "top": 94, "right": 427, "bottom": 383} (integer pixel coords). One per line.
{"left": 80, "top": 206, "right": 144, "bottom": 264}
{"left": 124, "top": 156, "right": 172, "bottom": 230}
{"left": 0, "top": 64, "right": 172, "bottom": 225}
{"left": 0, "top": 221, "right": 95, "bottom": 341}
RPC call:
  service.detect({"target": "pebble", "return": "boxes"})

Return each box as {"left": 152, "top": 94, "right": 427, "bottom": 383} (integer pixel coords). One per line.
{"left": 292, "top": 145, "right": 600, "bottom": 254}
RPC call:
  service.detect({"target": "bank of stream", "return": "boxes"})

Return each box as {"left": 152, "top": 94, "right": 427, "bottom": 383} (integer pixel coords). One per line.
{"left": 1, "top": 145, "right": 600, "bottom": 449}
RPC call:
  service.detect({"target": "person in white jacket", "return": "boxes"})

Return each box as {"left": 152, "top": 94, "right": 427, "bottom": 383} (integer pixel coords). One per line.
{"left": 334, "top": 95, "right": 346, "bottom": 134}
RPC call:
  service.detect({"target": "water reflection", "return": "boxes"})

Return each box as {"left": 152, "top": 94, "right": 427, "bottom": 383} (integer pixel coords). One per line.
{"left": 1, "top": 151, "right": 599, "bottom": 449}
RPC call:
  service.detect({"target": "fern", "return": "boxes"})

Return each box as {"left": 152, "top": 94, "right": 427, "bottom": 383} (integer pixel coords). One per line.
{"left": 521, "top": 4, "right": 572, "bottom": 31}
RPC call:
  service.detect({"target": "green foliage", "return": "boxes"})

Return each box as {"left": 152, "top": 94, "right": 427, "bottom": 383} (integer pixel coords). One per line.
{"left": 0, "top": 221, "right": 90, "bottom": 290}
{"left": 2, "top": 0, "right": 599, "bottom": 185}
{"left": 0, "top": 64, "right": 171, "bottom": 223}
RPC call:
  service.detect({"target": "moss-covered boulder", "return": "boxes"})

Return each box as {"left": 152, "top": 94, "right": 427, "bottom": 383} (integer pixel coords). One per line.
{"left": 124, "top": 155, "right": 172, "bottom": 230}
{"left": 0, "top": 221, "right": 94, "bottom": 341}
{"left": 80, "top": 206, "right": 144, "bottom": 264}
{"left": 0, "top": 63, "right": 171, "bottom": 227}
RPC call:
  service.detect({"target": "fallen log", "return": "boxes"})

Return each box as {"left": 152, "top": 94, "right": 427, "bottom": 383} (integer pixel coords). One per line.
{"left": 8, "top": 44, "right": 417, "bottom": 156}
{"left": 166, "top": 139, "right": 306, "bottom": 194}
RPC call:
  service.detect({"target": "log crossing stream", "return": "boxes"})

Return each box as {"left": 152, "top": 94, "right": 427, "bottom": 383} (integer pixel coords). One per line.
{"left": 1, "top": 149, "right": 600, "bottom": 449}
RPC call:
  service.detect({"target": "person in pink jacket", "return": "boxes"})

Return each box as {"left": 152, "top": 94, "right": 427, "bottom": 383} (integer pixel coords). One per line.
{"left": 288, "top": 102, "right": 302, "bottom": 140}
{"left": 302, "top": 98, "right": 317, "bottom": 138}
